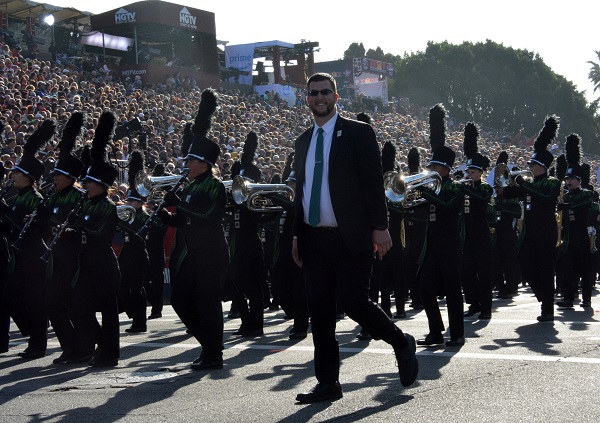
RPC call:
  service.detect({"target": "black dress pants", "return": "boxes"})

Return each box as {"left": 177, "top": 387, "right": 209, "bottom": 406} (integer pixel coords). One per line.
{"left": 301, "top": 227, "right": 404, "bottom": 384}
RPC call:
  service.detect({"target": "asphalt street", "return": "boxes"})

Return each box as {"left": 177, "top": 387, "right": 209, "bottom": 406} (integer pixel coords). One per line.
{"left": 1, "top": 286, "right": 599, "bottom": 422}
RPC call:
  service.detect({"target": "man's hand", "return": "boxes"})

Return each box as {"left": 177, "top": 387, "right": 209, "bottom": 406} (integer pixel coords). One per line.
{"left": 373, "top": 229, "right": 392, "bottom": 260}
{"left": 292, "top": 237, "right": 302, "bottom": 268}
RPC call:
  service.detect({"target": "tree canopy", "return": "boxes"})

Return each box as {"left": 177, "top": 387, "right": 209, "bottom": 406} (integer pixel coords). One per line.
{"left": 345, "top": 40, "right": 600, "bottom": 154}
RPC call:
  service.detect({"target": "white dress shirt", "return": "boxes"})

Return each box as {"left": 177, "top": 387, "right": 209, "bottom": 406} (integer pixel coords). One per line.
{"left": 302, "top": 114, "right": 338, "bottom": 227}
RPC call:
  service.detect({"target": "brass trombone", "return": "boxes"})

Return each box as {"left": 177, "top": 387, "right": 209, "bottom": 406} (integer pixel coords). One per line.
{"left": 231, "top": 175, "right": 294, "bottom": 212}
{"left": 383, "top": 170, "right": 441, "bottom": 208}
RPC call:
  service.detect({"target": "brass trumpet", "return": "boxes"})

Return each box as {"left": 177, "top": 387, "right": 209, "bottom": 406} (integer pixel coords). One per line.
{"left": 117, "top": 204, "right": 136, "bottom": 224}
{"left": 231, "top": 175, "right": 294, "bottom": 212}
{"left": 455, "top": 178, "right": 474, "bottom": 186}
{"left": 493, "top": 163, "right": 534, "bottom": 187}
{"left": 384, "top": 170, "right": 441, "bottom": 208}
{"left": 135, "top": 170, "right": 187, "bottom": 202}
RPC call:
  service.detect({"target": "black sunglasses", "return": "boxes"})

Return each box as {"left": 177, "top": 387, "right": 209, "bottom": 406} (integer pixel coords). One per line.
{"left": 308, "top": 89, "right": 334, "bottom": 97}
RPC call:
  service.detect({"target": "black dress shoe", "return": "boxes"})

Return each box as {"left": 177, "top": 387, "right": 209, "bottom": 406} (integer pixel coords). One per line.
{"left": 18, "top": 348, "right": 46, "bottom": 359}
{"left": 0, "top": 346, "right": 8, "bottom": 354}
{"left": 191, "top": 358, "right": 223, "bottom": 370}
{"left": 478, "top": 313, "right": 492, "bottom": 320}
{"left": 289, "top": 330, "right": 307, "bottom": 340}
{"left": 240, "top": 328, "right": 264, "bottom": 337}
{"left": 394, "top": 310, "right": 407, "bottom": 319}
{"left": 125, "top": 326, "right": 147, "bottom": 333}
{"left": 296, "top": 382, "right": 343, "bottom": 403}
{"left": 65, "top": 353, "right": 95, "bottom": 364}
{"left": 356, "top": 330, "right": 371, "bottom": 340}
{"left": 580, "top": 302, "right": 592, "bottom": 308}
{"left": 537, "top": 314, "right": 554, "bottom": 322}
{"left": 416, "top": 333, "right": 444, "bottom": 346}
{"left": 89, "top": 357, "right": 118, "bottom": 368}
{"left": 445, "top": 337, "right": 465, "bottom": 347}
{"left": 52, "top": 351, "right": 74, "bottom": 364}
{"left": 148, "top": 312, "right": 162, "bottom": 319}
{"left": 556, "top": 300, "right": 574, "bottom": 308}
{"left": 227, "top": 311, "right": 240, "bottom": 319}
{"left": 232, "top": 325, "right": 246, "bottom": 336}
{"left": 395, "top": 334, "right": 418, "bottom": 387}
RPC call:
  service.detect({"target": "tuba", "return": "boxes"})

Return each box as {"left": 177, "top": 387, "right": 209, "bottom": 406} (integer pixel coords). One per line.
{"left": 135, "top": 170, "right": 186, "bottom": 203}
{"left": 384, "top": 170, "right": 441, "bottom": 208}
{"left": 231, "top": 175, "right": 294, "bottom": 212}
{"left": 493, "top": 163, "right": 534, "bottom": 187}
{"left": 117, "top": 204, "right": 136, "bottom": 224}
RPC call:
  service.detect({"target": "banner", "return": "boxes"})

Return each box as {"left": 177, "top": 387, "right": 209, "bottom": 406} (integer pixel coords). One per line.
{"left": 225, "top": 43, "right": 255, "bottom": 85}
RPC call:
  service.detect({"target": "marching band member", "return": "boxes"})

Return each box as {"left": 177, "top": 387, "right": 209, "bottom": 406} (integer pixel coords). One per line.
{"left": 229, "top": 132, "right": 268, "bottom": 337}
{"left": 70, "top": 111, "right": 121, "bottom": 367}
{"left": 491, "top": 152, "right": 522, "bottom": 299}
{"left": 0, "top": 120, "right": 55, "bottom": 359}
{"left": 118, "top": 150, "right": 150, "bottom": 333}
{"left": 414, "top": 104, "right": 465, "bottom": 347}
{"left": 498, "top": 116, "right": 561, "bottom": 322}
{"left": 402, "top": 147, "right": 426, "bottom": 311}
{"left": 555, "top": 134, "right": 597, "bottom": 309}
{"left": 268, "top": 153, "right": 309, "bottom": 340}
{"left": 42, "top": 113, "right": 91, "bottom": 364}
{"left": 379, "top": 141, "right": 406, "bottom": 319}
{"left": 461, "top": 122, "right": 494, "bottom": 319}
{"left": 159, "top": 88, "right": 230, "bottom": 370}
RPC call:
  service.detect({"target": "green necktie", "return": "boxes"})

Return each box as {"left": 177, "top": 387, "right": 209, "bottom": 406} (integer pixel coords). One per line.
{"left": 308, "top": 128, "right": 324, "bottom": 227}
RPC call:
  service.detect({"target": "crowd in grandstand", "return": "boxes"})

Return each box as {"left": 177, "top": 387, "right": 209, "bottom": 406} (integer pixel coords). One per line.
{"left": 0, "top": 37, "right": 596, "bottom": 190}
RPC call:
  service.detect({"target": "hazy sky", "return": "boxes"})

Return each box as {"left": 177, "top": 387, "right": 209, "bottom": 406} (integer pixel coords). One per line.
{"left": 50, "top": 0, "right": 599, "bottom": 103}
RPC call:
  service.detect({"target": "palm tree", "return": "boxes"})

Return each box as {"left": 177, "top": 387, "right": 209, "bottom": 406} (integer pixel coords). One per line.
{"left": 588, "top": 50, "right": 600, "bottom": 93}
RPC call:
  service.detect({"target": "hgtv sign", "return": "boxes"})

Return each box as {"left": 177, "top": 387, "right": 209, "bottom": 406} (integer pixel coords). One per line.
{"left": 179, "top": 8, "right": 197, "bottom": 29}
{"left": 115, "top": 8, "right": 136, "bottom": 24}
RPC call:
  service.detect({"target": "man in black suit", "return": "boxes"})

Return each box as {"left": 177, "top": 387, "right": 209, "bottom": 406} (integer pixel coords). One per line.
{"left": 291, "top": 73, "right": 418, "bottom": 403}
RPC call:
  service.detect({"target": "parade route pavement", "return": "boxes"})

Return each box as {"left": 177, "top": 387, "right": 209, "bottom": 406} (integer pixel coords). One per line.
{"left": 1, "top": 286, "right": 599, "bottom": 422}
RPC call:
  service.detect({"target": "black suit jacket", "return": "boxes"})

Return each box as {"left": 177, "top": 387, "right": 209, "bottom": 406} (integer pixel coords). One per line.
{"left": 293, "top": 115, "right": 388, "bottom": 255}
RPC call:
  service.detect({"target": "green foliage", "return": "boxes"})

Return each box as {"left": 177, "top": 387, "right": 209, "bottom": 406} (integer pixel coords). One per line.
{"left": 390, "top": 40, "right": 600, "bottom": 153}
{"left": 343, "top": 42, "right": 366, "bottom": 60}
{"left": 588, "top": 50, "right": 600, "bottom": 94}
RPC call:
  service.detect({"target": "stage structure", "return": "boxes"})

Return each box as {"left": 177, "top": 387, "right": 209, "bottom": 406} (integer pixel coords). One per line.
{"left": 352, "top": 57, "right": 395, "bottom": 104}
{"left": 89, "top": 0, "right": 219, "bottom": 88}
{"left": 224, "top": 39, "right": 318, "bottom": 86}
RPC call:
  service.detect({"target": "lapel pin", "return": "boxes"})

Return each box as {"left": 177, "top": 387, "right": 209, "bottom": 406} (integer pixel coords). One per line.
{"left": 337, "top": 130, "right": 342, "bottom": 137}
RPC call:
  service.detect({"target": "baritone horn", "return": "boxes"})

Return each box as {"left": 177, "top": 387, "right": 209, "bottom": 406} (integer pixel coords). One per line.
{"left": 384, "top": 170, "right": 441, "bottom": 208}
{"left": 134, "top": 170, "right": 186, "bottom": 202}
{"left": 493, "top": 163, "right": 534, "bottom": 187}
{"left": 231, "top": 175, "right": 294, "bottom": 212}
{"left": 117, "top": 204, "right": 136, "bottom": 224}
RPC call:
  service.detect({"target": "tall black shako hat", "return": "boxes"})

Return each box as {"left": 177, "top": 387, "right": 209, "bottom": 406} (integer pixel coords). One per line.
{"left": 185, "top": 88, "right": 219, "bottom": 167}
{"left": 240, "top": 131, "right": 261, "bottom": 183}
{"left": 83, "top": 111, "right": 118, "bottom": 187}
{"left": 427, "top": 104, "right": 455, "bottom": 169}
{"left": 564, "top": 133, "right": 583, "bottom": 179}
{"left": 15, "top": 119, "right": 56, "bottom": 181}
{"left": 408, "top": 147, "right": 420, "bottom": 175}
{"left": 555, "top": 154, "right": 567, "bottom": 180}
{"left": 126, "top": 150, "right": 146, "bottom": 201}
{"left": 528, "top": 115, "right": 559, "bottom": 170}
{"left": 356, "top": 112, "right": 372, "bottom": 125}
{"left": 581, "top": 163, "right": 592, "bottom": 188}
{"left": 464, "top": 122, "right": 490, "bottom": 171}
{"left": 54, "top": 112, "right": 84, "bottom": 179}
{"left": 381, "top": 141, "right": 397, "bottom": 174}
{"left": 496, "top": 151, "right": 509, "bottom": 165}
